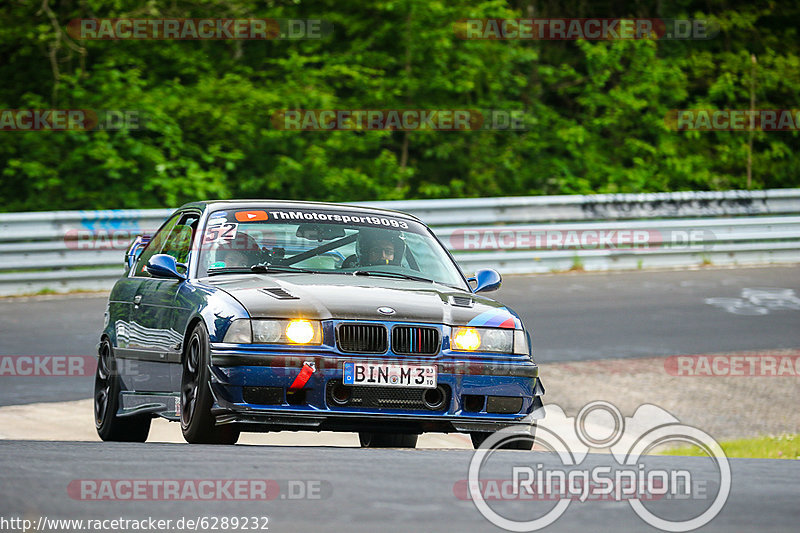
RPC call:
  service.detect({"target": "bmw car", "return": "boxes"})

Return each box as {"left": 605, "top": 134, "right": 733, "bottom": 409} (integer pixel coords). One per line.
{"left": 95, "top": 200, "right": 544, "bottom": 448}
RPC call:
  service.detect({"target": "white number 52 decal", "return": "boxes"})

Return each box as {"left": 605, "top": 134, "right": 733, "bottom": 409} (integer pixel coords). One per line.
{"left": 204, "top": 223, "right": 238, "bottom": 243}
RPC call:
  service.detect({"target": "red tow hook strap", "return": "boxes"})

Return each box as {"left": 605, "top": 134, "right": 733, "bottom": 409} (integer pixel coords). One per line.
{"left": 289, "top": 361, "right": 316, "bottom": 390}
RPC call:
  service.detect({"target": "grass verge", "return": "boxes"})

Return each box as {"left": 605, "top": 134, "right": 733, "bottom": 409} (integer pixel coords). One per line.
{"left": 661, "top": 434, "right": 799, "bottom": 460}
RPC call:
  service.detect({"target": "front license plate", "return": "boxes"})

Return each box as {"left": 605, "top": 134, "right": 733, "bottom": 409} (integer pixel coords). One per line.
{"left": 342, "top": 362, "right": 437, "bottom": 388}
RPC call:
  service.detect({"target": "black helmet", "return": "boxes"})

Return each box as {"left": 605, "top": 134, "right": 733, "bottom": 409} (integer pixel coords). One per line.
{"left": 356, "top": 229, "right": 405, "bottom": 266}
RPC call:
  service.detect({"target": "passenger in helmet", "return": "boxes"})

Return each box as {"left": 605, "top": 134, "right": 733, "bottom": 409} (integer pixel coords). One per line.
{"left": 213, "top": 232, "right": 263, "bottom": 268}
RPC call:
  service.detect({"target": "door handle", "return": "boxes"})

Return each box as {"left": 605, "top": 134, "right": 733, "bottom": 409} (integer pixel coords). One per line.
{"left": 133, "top": 295, "right": 142, "bottom": 305}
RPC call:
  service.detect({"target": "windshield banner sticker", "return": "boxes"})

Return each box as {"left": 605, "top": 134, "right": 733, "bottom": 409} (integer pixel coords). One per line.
{"left": 209, "top": 209, "right": 412, "bottom": 230}
{"left": 267, "top": 210, "right": 410, "bottom": 229}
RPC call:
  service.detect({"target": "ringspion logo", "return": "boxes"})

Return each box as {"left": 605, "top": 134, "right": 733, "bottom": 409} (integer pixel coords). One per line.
{"left": 463, "top": 401, "right": 730, "bottom": 531}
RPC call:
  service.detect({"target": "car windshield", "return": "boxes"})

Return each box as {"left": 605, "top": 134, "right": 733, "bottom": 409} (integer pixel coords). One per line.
{"left": 196, "top": 207, "right": 467, "bottom": 288}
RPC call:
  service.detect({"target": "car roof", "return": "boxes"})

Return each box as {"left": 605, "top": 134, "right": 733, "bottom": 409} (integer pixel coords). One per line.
{"left": 175, "top": 200, "right": 422, "bottom": 223}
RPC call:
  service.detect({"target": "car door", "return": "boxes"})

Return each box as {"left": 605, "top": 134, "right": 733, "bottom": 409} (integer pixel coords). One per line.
{"left": 158, "top": 212, "right": 201, "bottom": 391}
{"left": 123, "top": 212, "right": 199, "bottom": 392}
{"left": 113, "top": 212, "right": 179, "bottom": 390}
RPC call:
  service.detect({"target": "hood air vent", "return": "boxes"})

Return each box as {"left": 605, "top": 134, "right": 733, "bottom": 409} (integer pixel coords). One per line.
{"left": 450, "top": 295, "right": 474, "bottom": 308}
{"left": 259, "top": 287, "right": 298, "bottom": 300}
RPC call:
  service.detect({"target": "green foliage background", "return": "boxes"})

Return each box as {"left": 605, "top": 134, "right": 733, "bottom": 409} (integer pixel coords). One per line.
{"left": 1, "top": 0, "right": 798, "bottom": 211}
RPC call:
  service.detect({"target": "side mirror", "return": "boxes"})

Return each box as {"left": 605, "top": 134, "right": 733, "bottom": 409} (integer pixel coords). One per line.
{"left": 146, "top": 254, "right": 187, "bottom": 280}
{"left": 469, "top": 268, "right": 502, "bottom": 293}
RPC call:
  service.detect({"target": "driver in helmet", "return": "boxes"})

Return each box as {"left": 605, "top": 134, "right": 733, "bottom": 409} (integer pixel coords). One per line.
{"left": 342, "top": 229, "right": 404, "bottom": 268}
{"left": 364, "top": 238, "right": 396, "bottom": 266}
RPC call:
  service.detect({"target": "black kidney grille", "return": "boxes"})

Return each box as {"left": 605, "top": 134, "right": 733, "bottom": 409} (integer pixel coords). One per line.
{"left": 392, "top": 326, "right": 440, "bottom": 355}
{"left": 337, "top": 324, "right": 388, "bottom": 353}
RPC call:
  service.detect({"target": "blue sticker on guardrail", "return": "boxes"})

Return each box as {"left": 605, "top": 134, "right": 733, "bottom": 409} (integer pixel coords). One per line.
{"left": 79, "top": 210, "right": 144, "bottom": 231}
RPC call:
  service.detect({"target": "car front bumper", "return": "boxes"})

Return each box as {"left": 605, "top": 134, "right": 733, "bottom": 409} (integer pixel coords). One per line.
{"left": 208, "top": 349, "right": 545, "bottom": 434}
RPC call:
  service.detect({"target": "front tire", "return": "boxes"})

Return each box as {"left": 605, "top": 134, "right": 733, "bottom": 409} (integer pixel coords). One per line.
{"left": 94, "top": 339, "right": 151, "bottom": 442}
{"left": 359, "top": 432, "right": 418, "bottom": 448}
{"left": 180, "top": 322, "right": 240, "bottom": 445}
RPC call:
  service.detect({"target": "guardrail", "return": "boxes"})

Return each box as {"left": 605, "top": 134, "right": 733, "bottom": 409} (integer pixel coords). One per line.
{"left": 1, "top": 189, "right": 799, "bottom": 295}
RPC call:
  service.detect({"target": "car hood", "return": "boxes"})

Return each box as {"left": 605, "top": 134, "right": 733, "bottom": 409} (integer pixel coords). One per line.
{"left": 204, "top": 273, "right": 522, "bottom": 328}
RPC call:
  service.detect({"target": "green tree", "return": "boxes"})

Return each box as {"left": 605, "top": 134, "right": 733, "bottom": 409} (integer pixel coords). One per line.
{"left": 0, "top": 0, "right": 798, "bottom": 212}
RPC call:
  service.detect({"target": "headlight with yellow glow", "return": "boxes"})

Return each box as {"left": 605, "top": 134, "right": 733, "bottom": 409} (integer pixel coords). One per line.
{"left": 450, "top": 326, "right": 528, "bottom": 355}
{"left": 451, "top": 328, "right": 482, "bottom": 351}
{"left": 223, "top": 319, "right": 322, "bottom": 345}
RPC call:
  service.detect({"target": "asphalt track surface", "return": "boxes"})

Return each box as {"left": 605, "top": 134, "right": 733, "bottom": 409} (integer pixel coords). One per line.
{"left": 1, "top": 441, "right": 798, "bottom": 533}
{"left": 1, "top": 265, "right": 798, "bottom": 406}
{"left": 1, "top": 266, "right": 799, "bottom": 532}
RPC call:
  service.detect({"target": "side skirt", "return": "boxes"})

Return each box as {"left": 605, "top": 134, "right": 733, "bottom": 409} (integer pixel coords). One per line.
{"left": 120, "top": 391, "right": 180, "bottom": 421}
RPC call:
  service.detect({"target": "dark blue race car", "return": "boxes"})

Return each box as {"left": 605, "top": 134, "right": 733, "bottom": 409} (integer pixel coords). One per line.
{"left": 95, "top": 201, "right": 544, "bottom": 447}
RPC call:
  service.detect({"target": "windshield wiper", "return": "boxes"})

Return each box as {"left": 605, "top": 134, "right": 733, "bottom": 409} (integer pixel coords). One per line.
{"left": 207, "top": 267, "right": 256, "bottom": 276}
{"left": 251, "top": 264, "right": 316, "bottom": 274}
{"left": 252, "top": 264, "right": 359, "bottom": 276}
{"left": 207, "top": 265, "right": 315, "bottom": 276}
{"left": 353, "top": 270, "right": 434, "bottom": 283}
